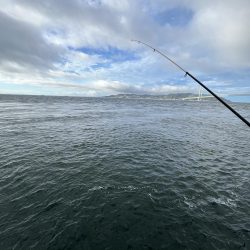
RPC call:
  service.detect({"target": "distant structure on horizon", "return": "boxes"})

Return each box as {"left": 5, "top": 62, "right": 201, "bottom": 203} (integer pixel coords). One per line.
{"left": 106, "top": 92, "right": 216, "bottom": 101}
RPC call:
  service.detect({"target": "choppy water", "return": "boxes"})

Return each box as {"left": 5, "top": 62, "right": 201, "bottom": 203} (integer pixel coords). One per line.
{"left": 0, "top": 94, "right": 249, "bottom": 250}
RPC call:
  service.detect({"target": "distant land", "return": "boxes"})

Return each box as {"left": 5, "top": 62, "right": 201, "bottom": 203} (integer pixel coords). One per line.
{"left": 105, "top": 93, "right": 219, "bottom": 101}
{"left": 1, "top": 93, "right": 250, "bottom": 102}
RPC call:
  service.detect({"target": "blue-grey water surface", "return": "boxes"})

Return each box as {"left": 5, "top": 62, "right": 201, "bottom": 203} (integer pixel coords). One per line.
{"left": 0, "top": 94, "right": 249, "bottom": 250}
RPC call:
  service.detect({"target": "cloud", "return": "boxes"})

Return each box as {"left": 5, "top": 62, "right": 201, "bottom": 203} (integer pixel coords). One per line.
{"left": 0, "top": 10, "right": 63, "bottom": 74}
{"left": 190, "top": 0, "right": 250, "bottom": 68}
{"left": 0, "top": 0, "right": 249, "bottom": 96}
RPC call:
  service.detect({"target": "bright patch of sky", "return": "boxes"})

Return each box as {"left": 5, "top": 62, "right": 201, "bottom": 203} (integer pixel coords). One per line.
{"left": 74, "top": 47, "right": 138, "bottom": 62}
{"left": 226, "top": 95, "right": 250, "bottom": 103}
{"left": 0, "top": 0, "right": 250, "bottom": 97}
{"left": 154, "top": 7, "right": 193, "bottom": 26}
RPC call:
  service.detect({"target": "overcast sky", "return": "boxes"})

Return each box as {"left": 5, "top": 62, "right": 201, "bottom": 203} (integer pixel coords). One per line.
{"left": 0, "top": 0, "right": 249, "bottom": 96}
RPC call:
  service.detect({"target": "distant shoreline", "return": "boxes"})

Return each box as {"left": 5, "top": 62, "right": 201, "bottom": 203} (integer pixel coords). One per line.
{"left": 105, "top": 93, "right": 225, "bottom": 102}
{"left": 0, "top": 93, "right": 250, "bottom": 103}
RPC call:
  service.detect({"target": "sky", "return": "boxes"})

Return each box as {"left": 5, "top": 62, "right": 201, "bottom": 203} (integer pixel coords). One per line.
{"left": 0, "top": 0, "right": 250, "bottom": 97}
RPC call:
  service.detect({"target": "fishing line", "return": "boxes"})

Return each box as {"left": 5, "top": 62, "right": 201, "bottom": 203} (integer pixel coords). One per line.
{"left": 131, "top": 40, "right": 250, "bottom": 127}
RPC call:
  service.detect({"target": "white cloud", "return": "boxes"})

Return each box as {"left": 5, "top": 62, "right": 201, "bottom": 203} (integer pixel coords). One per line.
{"left": 0, "top": 0, "right": 48, "bottom": 26}
{"left": 0, "top": 0, "right": 249, "bottom": 96}
{"left": 190, "top": 0, "right": 250, "bottom": 68}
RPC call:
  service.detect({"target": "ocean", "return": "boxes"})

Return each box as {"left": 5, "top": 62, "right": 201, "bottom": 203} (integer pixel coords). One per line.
{"left": 0, "top": 94, "right": 249, "bottom": 249}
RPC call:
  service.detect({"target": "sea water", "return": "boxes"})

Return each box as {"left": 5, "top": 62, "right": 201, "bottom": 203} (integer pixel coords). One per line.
{"left": 0, "top": 94, "right": 249, "bottom": 249}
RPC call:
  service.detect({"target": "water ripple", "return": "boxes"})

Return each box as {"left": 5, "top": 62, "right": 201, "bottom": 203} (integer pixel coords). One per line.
{"left": 0, "top": 95, "right": 249, "bottom": 249}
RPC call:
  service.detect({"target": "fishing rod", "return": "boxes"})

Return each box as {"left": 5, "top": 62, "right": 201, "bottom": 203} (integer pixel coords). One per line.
{"left": 131, "top": 39, "right": 250, "bottom": 127}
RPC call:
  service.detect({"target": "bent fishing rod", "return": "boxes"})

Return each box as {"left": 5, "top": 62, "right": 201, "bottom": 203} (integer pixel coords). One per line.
{"left": 131, "top": 40, "right": 250, "bottom": 128}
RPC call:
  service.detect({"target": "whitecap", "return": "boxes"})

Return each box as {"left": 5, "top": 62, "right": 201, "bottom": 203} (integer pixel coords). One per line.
{"left": 209, "top": 197, "right": 237, "bottom": 208}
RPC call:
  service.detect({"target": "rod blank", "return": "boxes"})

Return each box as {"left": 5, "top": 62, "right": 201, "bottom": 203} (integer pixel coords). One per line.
{"left": 132, "top": 40, "right": 250, "bottom": 127}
